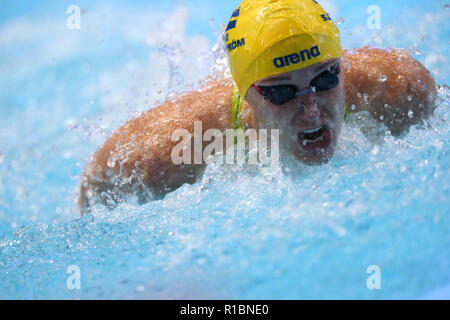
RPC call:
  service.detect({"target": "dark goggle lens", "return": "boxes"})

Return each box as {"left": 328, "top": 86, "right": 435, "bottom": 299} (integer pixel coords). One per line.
{"left": 259, "top": 85, "right": 297, "bottom": 105}
{"left": 258, "top": 64, "right": 340, "bottom": 105}
{"left": 310, "top": 69, "right": 339, "bottom": 91}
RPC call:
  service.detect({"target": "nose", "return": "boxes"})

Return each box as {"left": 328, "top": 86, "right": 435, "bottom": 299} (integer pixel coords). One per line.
{"left": 294, "top": 94, "right": 320, "bottom": 123}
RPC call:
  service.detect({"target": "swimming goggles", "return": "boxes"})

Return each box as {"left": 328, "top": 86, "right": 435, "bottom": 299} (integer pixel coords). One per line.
{"left": 251, "top": 63, "right": 341, "bottom": 106}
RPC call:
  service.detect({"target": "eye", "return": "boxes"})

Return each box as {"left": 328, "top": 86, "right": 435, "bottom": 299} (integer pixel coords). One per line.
{"left": 260, "top": 85, "right": 296, "bottom": 98}
{"left": 309, "top": 63, "right": 341, "bottom": 91}
{"left": 258, "top": 85, "right": 298, "bottom": 106}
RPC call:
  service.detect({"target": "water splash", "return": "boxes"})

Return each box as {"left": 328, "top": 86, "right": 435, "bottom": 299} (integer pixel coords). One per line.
{"left": 0, "top": 1, "right": 449, "bottom": 300}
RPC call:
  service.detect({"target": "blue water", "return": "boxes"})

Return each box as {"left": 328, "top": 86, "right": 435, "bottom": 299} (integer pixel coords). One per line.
{"left": 0, "top": 0, "right": 449, "bottom": 299}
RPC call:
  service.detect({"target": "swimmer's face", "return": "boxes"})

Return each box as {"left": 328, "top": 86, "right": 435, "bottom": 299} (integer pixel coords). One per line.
{"left": 245, "top": 58, "right": 345, "bottom": 165}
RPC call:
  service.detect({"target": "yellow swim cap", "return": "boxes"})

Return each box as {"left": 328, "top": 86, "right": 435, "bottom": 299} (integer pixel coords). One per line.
{"left": 225, "top": 0, "right": 342, "bottom": 96}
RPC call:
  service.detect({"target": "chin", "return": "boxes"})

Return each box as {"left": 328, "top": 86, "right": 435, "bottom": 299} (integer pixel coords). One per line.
{"left": 295, "top": 151, "right": 333, "bottom": 165}
{"left": 292, "top": 143, "right": 336, "bottom": 166}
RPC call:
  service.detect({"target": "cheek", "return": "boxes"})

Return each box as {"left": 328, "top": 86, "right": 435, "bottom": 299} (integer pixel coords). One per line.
{"left": 322, "top": 87, "right": 345, "bottom": 116}
{"left": 268, "top": 106, "right": 290, "bottom": 122}
{"left": 252, "top": 101, "right": 289, "bottom": 128}
{"left": 338, "top": 88, "right": 346, "bottom": 115}
{"left": 267, "top": 106, "right": 299, "bottom": 134}
{"left": 337, "top": 76, "right": 346, "bottom": 113}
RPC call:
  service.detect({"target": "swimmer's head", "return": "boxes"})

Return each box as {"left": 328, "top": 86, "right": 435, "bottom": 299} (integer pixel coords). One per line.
{"left": 225, "top": 0, "right": 342, "bottom": 97}
{"left": 226, "top": 0, "right": 345, "bottom": 164}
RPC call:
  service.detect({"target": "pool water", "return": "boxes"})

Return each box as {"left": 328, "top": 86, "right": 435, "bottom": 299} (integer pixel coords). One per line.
{"left": 0, "top": 0, "right": 449, "bottom": 299}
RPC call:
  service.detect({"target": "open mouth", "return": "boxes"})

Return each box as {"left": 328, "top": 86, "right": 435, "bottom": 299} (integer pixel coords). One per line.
{"left": 297, "top": 125, "right": 332, "bottom": 152}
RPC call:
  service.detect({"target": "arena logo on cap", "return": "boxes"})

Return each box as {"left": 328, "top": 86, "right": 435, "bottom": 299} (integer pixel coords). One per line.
{"left": 273, "top": 45, "right": 321, "bottom": 68}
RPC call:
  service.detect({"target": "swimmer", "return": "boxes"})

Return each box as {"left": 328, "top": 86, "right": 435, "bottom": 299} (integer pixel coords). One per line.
{"left": 79, "top": 0, "right": 436, "bottom": 213}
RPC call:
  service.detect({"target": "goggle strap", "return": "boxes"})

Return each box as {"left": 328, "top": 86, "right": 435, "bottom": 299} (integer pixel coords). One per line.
{"left": 251, "top": 84, "right": 264, "bottom": 95}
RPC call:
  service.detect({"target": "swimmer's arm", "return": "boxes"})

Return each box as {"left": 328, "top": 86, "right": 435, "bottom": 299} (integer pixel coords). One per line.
{"left": 79, "top": 79, "right": 246, "bottom": 213}
{"left": 343, "top": 46, "right": 437, "bottom": 136}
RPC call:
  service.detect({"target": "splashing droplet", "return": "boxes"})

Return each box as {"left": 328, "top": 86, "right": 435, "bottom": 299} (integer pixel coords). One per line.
{"left": 107, "top": 156, "right": 116, "bottom": 168}
{"left": 166, "top": 92, "right": 177, "bottom": 100}
{"left": 378, "top": 75, "right": 387, "bottom": 82}
{"left": 101, "top": 191, "right": 116, "bottom": 209}
{"left": 363, "top": 93, "right": 369, "bottom": 104}
{"left": 371, "top": 146, "right": 380, "bottom": 155}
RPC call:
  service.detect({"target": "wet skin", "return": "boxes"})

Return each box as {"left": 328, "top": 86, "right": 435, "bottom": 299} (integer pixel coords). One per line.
{"left": 79, "top": 47, "right": 437, "bottom": 213}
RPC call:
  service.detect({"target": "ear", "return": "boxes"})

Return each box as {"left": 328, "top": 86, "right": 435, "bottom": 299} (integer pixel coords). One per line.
{"left": 242, "top": 87, "right": 252, "bottom": 103}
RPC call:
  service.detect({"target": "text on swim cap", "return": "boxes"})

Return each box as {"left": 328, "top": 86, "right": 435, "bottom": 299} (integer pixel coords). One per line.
{"left": 227, "top": 38, "right": 246, "bottom": 52}
{"left": 273, "top": 46, "right": 321, "bottom": 68}
{"left": 226, "top": 20, "right": 237, "bottom": 31}
{"left": 226, "top": 7, "right": 240, "bottom": 32}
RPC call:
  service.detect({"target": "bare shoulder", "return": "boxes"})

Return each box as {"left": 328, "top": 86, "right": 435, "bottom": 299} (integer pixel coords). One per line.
{"left": 92, "top": 78, "right": 234, "bottom": 166}
{"left": 343, "top": 46, "right": 437, "bottom": 135}
{"left": 80, "top": 78, "right": 235, "bottom": 212}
